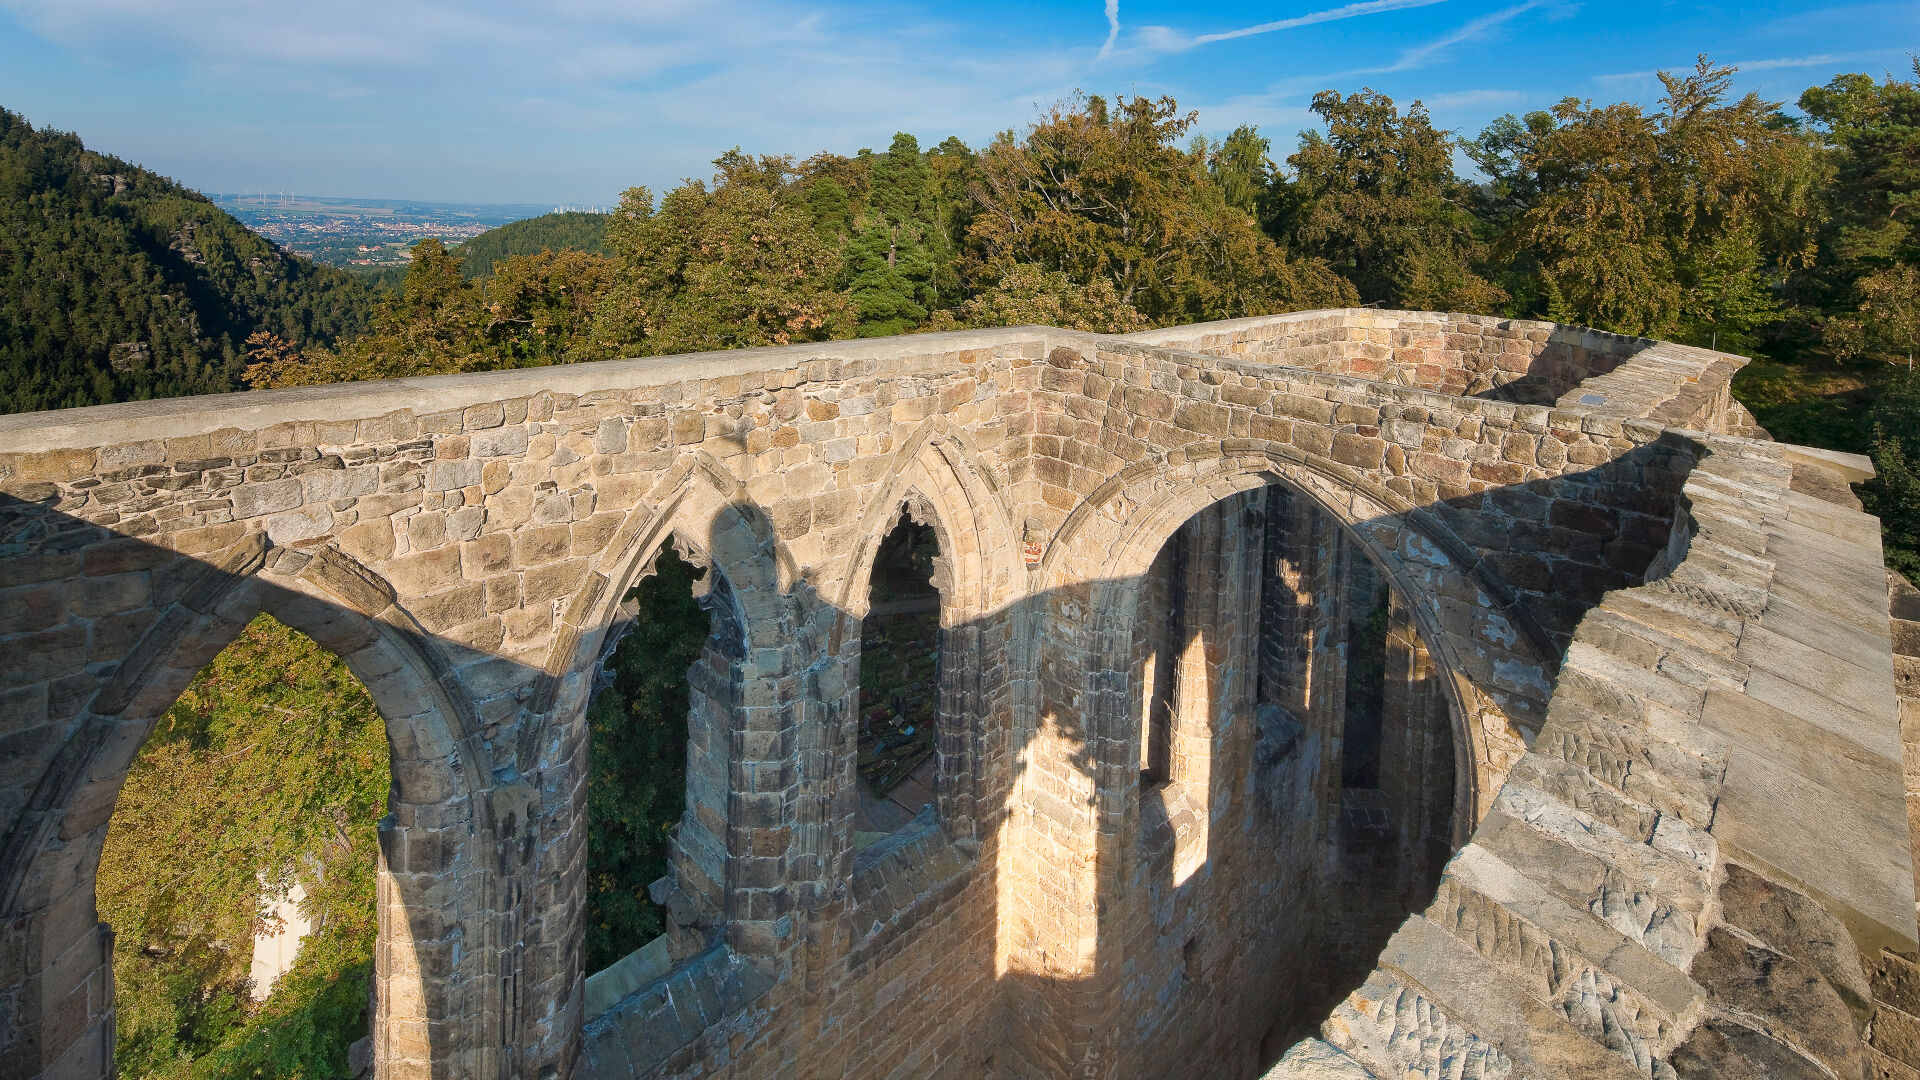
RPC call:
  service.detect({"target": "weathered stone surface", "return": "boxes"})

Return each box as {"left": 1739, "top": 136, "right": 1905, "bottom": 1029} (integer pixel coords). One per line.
{"left": 0, "top": 310, "right": 1905, "bottom": 1080}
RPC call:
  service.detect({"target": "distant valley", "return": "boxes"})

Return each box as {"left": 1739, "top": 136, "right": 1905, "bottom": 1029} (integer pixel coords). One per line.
{"left": 208, "top": 193, "right": 607, "bottom": 268}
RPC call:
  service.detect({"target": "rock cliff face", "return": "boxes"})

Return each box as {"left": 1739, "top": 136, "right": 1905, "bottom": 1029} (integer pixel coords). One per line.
{"left": 0, "top": 309, "right": 1907, "bottom": 1080}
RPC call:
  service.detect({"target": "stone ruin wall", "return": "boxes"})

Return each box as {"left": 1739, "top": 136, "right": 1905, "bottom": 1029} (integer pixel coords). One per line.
{"left": 0, "top": 309, "right": 1909, "bottom": 1080}
{"left": 1128, "top": 309, "right": 1644, "bottom": 403}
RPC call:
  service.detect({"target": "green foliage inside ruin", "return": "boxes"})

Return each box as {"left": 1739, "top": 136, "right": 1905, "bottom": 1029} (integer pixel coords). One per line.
{"left": 584, "top": 544, "right": 708, "bottom": 973}
{"left": 98, "top": 615, "right": 389, "bottom": 1080}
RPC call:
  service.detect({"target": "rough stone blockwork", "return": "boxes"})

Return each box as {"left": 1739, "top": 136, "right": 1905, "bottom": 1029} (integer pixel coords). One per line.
{"left": 1272, "top": 441, "right": 1918, "bottom": 1078}
{"left": 0, "top": 309, "right": 1905, "bottom": 1080}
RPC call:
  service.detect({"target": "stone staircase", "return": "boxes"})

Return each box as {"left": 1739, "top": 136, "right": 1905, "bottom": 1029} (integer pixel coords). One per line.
{"left": 1268, "top": 436, "right": 1917, "bottom": 1079}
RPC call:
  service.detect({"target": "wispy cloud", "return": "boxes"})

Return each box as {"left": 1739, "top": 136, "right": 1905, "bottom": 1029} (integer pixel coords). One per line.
{"left": 1099, "top": 0, "right": 1450, "bottom": 64}
{"left": 1096, "top": 0, "right": 1121, "bottom": 62}
{"left": 1369, "top": 1, "right": 1546, "bottom": 73}
{"left": 1728, "top": 53, "right": 1858, "bottom": 72}
{"left": 1191, "top": 0, "right": 1451, "bottom": 45}
{"left": 1596, "top": 52, "right": 1874, "bottom": 85}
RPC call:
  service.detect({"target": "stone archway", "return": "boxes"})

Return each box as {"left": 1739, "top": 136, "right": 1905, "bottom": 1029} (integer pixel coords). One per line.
{"left": 0, "top": 537, "right": 505, "bottom": 1080}
{"left": 830, "top": 427, "right": 1022, "bottom": 850}
{"left": 1040, "top": 462, "right": 1485, "bottom": 1074}
{"left": 1043, "top": 441, "right": 1564, "bottom": 816}
{"left": 536, "top": 453, "right": 811, "bottom": 1074}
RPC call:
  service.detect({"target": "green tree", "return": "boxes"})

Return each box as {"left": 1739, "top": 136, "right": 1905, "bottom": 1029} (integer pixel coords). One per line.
{"left": 1286, "top": 90, "right": 1505, "bottom": 312}
{"left": 925, "top": 136, "right": 981, "bottom": 307}
{"left": 1825, "top": 263, "right": 1920, "bottom": 367}
{"left": 243, "top": 243, "right": 614, "bottom": 386}
{"left": 928, "top": 262, "right": 1148, "bottom": 333}
{"left": 591, "top": 152, "right": 854, "bottom": 356}
{"left": 1493, "top": 57, "right": 1820, "bottom": 348}
{"left": 847, "top": 134, "right": 940, "bottom": 336}
{"left": 99, "top": 615, "right": 388, "bottom": 1079}
{"left": 482, "top": 248, "right": 616, "bottom": 363}
{"left": 967, "top": 93, "right": 1352, "bottom": 326}
{"left": 1798, "top": 62, "right": 1920, "bottom": 355}
{"left": 1862, "top": 372, "right": 1920, "bottom": 584}
{"left": 1207, "top": 124, "right": 1273, "bottom": 216}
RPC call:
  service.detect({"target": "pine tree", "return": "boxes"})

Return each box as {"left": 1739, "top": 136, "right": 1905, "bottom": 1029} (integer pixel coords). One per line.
{"left": 847, "top": 134, "right": 938, "bottom": 336}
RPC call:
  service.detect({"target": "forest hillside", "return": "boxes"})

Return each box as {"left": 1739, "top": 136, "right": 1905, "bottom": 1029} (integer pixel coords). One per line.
{"left": 455, "top": 210, "right": 609, "bottom": 277}
{"left": 0, "top": 109, "right": 378, "bottom": 414}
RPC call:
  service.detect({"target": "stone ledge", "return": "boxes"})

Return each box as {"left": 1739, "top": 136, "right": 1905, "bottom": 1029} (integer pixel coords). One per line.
{"left": 845, "top": 808, "right": 977, "bottom": 970}
{"left": 579, "top": 943, "right": 775, "bottom": 1080}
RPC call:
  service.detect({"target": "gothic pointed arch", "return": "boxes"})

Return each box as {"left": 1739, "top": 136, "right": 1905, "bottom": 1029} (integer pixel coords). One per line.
{"left": 0, "top": 536, "right": 506, "bottom": 1080}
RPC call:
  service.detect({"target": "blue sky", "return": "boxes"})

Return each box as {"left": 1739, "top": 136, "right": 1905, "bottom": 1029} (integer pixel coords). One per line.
{"left": 2, "top": 1, "right": 1915, "bottom": 205}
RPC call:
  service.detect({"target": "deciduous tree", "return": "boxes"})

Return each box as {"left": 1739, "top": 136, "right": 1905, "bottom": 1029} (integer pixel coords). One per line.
{"left": 591, "top": 152, "right": 854, "bottom": 355}
{"left": 1287, "top": 89, "right": 1504, "bottom": 312}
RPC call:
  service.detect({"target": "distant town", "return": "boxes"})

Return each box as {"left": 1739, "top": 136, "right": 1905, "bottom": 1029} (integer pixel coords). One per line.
{"left": 209, "top": 193, "right": 609, "bottom": 268}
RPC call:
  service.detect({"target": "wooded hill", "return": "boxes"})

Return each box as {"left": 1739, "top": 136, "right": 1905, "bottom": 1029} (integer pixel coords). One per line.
{"left": 454, "top": 211, "right": 608, "bottom": 277}
{"left": 0, "top": 108, "right": 376, "bottom": 414}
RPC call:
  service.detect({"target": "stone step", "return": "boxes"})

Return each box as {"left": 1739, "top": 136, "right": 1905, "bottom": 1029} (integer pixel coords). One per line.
{"left": 1430, "top": 842, "right": 1706, "bottom": 1074}
{"left": 1263, "top": 1039, "right": 1381, "bottom": 1079}
{"left": 1535, "top": 669, "right": 1725, "bottom": 830}
{"left": 1323, "top": 968, "right": 1515, "bottom": 1079}
{"left": 1572, "top": 607, "right": 1750, "bottom": 697}
{"left": 1475, "top": 782, "right": 1714, "bottom": 969}
{"left": 1504, "top": 754, "right": 1657, "bottom": 844}
{"left": 1377, "top": 915, "right": 1665, "bottom": 1080}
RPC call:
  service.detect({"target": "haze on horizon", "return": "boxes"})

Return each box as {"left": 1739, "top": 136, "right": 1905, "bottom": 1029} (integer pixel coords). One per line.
{"left": 1, "top": 0, "right": 1915, "bottom": 207}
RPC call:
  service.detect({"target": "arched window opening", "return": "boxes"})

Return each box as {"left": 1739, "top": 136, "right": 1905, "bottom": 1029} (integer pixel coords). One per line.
{"left": 1339, "top": 567, "right": 1390, "bottom": 792}
{"left": 1122, "top": 484, "right": 1463, "bottom": 1073}
{"left": 585, "top": 540, "right": 736, "bottom": 978}
{"left": 854, "top": 515, "right": 944, "bottom": 850}
{"left": 98, "top": 613, "right": 388, "bottom": 1080}
{"left": 1139, "top": 528, "right": 1186, "bottom": 789}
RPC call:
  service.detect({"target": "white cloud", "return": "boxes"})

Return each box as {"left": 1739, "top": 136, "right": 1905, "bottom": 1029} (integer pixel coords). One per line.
{"left": 1366, "top": 1, "right": 1548, "bottom": 73}
{"left": 1596, "top": 52, "right": 1880, "bottom": 86}
{"left": 1097, "top": 0, "right": 1121, "bottom": 62}
{"left": 1094, "top": 0, "right": 1450, "bottom": 65}
{"left": 1192, "top": 0, "right": 1451, "bottom": 46}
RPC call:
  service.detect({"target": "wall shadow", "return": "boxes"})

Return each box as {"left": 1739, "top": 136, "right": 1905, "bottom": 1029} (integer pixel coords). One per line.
{"left": 0, "top": 419, "right": 1701, "bottom": 1080}
{"left": 1470, "top": 328, "right": 1657, "bottom": 406}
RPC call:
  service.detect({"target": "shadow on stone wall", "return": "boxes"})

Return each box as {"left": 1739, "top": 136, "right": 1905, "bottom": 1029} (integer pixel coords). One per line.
{"left": 1469, "top": 327, "right": 1655, "bottom": 407}
{"left": 0, "top": 424, "right": 1702, "bottom": 1080}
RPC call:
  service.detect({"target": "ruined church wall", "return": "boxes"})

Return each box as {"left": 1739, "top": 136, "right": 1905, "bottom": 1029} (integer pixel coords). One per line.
{"left": 1126, "top": 308, "right": 1650, "bottom": 402}
{"left": 4, "top": 310, "right": 1858, "bottom": 1080}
